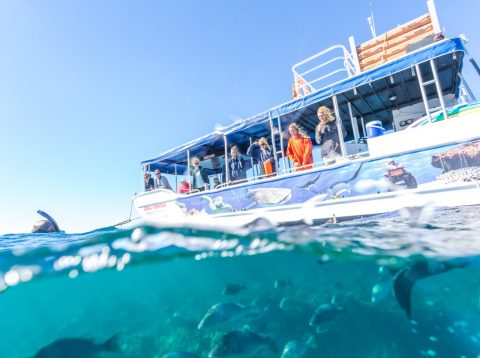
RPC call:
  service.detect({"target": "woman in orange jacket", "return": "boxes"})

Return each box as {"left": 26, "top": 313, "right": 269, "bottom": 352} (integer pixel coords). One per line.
{"left": 286, "top": 123, "right": 313, "bottom": 171}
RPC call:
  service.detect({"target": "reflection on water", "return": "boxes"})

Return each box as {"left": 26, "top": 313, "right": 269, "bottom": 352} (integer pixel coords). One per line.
{"left": 1, "top": 206, "right": 480, "bottom": 357}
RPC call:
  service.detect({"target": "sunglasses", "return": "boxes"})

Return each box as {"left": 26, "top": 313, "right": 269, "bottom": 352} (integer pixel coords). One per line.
{"left": 194, "top": 162, "right": 200, "bottom": 165}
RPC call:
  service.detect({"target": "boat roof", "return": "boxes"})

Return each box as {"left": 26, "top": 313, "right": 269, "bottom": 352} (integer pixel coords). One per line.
{"left": 143, "top": 37, "right": 466, "bottom": 175}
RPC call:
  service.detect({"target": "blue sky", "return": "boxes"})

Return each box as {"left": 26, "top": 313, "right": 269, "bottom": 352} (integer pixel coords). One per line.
{"left": 0, "top": 0, "right": 479, "bottom": 234}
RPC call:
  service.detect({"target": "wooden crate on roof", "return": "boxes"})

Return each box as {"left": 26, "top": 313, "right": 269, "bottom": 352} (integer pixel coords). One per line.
{"left": 356, "top": 13, "right": 435, "bottom": 72}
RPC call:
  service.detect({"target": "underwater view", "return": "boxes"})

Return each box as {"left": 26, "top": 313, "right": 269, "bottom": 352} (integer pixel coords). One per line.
{"left": 1, "top": 205, "right": 480, "bottom": 358}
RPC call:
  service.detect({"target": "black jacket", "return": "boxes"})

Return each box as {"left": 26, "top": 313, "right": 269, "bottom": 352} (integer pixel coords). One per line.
{"left": 144, "top": 178, "right": 154, "bottom": 192}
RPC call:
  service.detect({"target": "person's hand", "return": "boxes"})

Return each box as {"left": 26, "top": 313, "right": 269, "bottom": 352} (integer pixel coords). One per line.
{"left": 318, "top": 122, "right": 327, "bottom": 133}
{"left": 294, "top": 162, "right": 300, "bottom": 169}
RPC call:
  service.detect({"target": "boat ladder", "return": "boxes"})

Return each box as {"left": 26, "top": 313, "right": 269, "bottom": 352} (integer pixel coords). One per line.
{"left": 414, "top": 59, "right": 449, "bottom": 122}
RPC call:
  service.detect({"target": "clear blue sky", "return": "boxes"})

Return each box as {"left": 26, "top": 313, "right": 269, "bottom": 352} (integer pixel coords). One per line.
{"left": 0, "top": 0, "right": 478, "bottom": 234}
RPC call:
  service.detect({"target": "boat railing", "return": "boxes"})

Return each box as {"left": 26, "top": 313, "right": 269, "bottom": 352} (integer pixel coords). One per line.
{"left": 292, "top": 44, "right": 359, "bottom": 98}
{"left": 214, "top": 157, "right": 354, "bottom": 190}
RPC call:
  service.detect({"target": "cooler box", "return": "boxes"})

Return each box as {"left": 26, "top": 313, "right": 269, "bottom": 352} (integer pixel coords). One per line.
{"left": 366, "top": 120, "right": 385, "bottom": 138}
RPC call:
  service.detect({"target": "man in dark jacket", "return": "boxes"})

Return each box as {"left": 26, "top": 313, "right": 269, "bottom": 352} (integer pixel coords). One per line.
{"left": 227, "top": 145, "right": 250, "bottom": 184}
{"left": 144, "top": 173, "right": 155, "bottom": 191}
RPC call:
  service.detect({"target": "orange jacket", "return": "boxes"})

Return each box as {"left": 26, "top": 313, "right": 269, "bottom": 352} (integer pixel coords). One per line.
{"left": 286, "top": 135, "right": 313, "bottom": 171}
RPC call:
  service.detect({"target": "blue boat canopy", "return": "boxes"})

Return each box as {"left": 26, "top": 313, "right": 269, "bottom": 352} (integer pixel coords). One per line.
{"left": 143, "top": 38, "right": 466, "bottom": 175}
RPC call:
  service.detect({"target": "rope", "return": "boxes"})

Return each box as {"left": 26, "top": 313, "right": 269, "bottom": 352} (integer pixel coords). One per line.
{"left": 112, "top": 198, "right": 136, "bottom": 228}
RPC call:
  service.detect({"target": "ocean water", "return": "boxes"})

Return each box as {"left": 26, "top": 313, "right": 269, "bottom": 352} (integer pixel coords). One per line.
{"left": 1, "top": 206, "right": 480, "bottom": 358}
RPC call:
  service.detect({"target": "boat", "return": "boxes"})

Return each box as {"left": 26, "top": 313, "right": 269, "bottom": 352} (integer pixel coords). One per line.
{"left": 133, "top": 0, "right": 480, "bottom": 227}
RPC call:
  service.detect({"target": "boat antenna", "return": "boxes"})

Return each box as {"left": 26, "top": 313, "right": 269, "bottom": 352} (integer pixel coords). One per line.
{"left": 367, "top": 1, "right": 377, "bottom": 38}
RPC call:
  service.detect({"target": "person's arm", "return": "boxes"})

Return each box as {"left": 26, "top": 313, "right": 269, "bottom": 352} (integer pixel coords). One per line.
{"left": 315, "top": 125, "right": 322, "bottom": 145}
{"left": 247, "top": 143, "right": 260, "bottom": 163}
{"left": 246, "top": 142, "right": 258, "bottom": 156}
{"left": 201, "top": 169, "right": 210, "bottom": 188}
{"left": 302, "top": 138, "right": 313, "bottom": 165}
{"left": 286, "top": 140, "right": 294, "bottom": 162}
{"left": 242, "top": 157, "right": 252, "bottom": 170}
{"left": 265, "top": 149, "right": 274, "bottom": 162}
{"left": 286, "top": 140, "right": 300, "bottom": 169}
{"left": 162, "top": 177, "right": 172, "bottom": 190}
{"left": 225, "top": 159, "right": 231, "bottom": 179}
{"left": 190, "top": 169, "right": 196, "bottom": 189}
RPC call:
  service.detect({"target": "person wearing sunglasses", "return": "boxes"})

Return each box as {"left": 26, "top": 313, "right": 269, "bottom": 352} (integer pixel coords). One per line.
{"left": 153, "top": 169, "right": 172, "bottom": 190}
{"left": 190, "top": 157, "right": 210, "bottom": 191}
{"left": 143, "top": 173, "right": 155, "bottom": 192}
{"left": 247, "top": 137, "right": 276, "bottom": 178}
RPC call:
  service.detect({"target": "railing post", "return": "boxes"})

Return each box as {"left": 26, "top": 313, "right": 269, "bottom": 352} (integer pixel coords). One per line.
{"left": 348, "top": 36, "right": 361, "bottom": 74}
{"left": 348, "top": 102, "right": 360, "bottom": 142}
{"left": 268, "top": 111, "right": 278, "bottom": 171}
{"left": 277, "top": 116, "right": 287, "bottom": 174}
{"left": 223, "top": 135, "right": 229, "bottom": 185}
{"left": 174, "top": 163, "right": 178, "bottom": 192}
{"left": 186, "top": 149, "right": 191, "bottom": 192}
{"left": 414, "top": 64, "right": 432, "bottom": 123}
{"left": 430, "top": 59, "right": 448, "bottom": 121}
{"left": 427, "top": 0, "right": 441, "bottom": 34}
{"left": 249, "top": 136, "right": 256, "bottom": 180}
{"left": 332, "top": 95, "right": 346, "bottom": 157}
{"left": 458, "top": 72, "right": 477, "bottom": 102}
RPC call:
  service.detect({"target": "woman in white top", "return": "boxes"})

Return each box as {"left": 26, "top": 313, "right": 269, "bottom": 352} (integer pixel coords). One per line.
{"left": 190, "top": 157, "right": 210, "bottom": 191}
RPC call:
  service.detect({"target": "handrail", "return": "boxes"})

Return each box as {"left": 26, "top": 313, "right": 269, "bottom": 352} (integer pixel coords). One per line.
{"left": 292, "top": 44, "right": 359, "bottom": 98}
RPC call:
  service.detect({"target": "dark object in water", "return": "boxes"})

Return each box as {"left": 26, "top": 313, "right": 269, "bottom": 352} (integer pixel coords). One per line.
{"left": 393, "top": 259, "right": 468, "bottom": 319}
{"left": 208, "top": 330, "right": 278, "bottom": 357}
{"left": 33, "top": 335, "right": 118, "bottom": 357}
{"left": 222, "top": 283, "right": 247, "bottom": 295}
{"left": 274, "top": 278, "right": 293, "bottom": 289}
{"left": 197, "top": 302, "right": 248, "bottom": 330}
{"left": 309, "top": 303, "right": 344, "bottom": 329}
{"left": 32, "top": 210, "right": 60, "bottom": 233}
{"left": 162, "top": 352, "right": 201, "bottom": 358}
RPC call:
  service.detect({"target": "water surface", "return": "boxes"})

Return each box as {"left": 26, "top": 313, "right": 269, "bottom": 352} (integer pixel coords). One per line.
{"left": 1, "top": 206, "right": 480, "bottom": 357}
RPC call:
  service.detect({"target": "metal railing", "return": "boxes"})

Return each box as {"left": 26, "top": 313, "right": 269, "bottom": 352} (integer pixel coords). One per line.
{"left": 292, "top": 44, "right": 359, "bottom": 98}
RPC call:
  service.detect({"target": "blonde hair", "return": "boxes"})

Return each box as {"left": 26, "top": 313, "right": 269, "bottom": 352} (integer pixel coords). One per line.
{"left": 317, "top": 106, "right": 335, "bottom": 123}
{"left": 190, "top": 156, "right": 201, "bottom": 166}
{"left": 258, "top": 137, "right": 271, "bottom": 151}
{"left": 288, "top": 123, "right": 309, "bottom": 138}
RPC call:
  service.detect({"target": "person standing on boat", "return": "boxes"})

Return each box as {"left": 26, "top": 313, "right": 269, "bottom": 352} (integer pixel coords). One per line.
{"left": 315, "top": 106, "right": 344, "bottom": 165}
{"left": 190, "top": 157, "right": 210, "bottom": 191}
{"left": 178, "top": 177, "right": 191, "bottom": 193}
{"left": 227, "top": 145, "right": 249, "bottom": 184}
{"left": 153, "top": 169, "right": 172, "bottom": 190}
{"left": 286, "top": 123, "right": 313, "bottom": 171}
{"left": 143, "top": 173, "right": 154, "bottom": 192}
{"left": 213, "top": 177, "right": 222, "bottom": 189}
{"left": 247, "top": 137, "right": 276, "bottom": 177}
